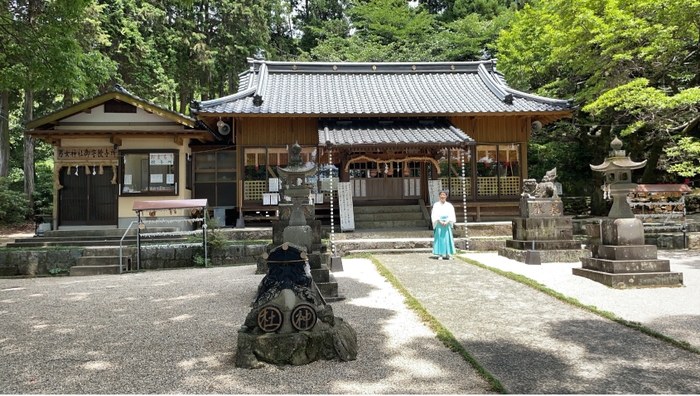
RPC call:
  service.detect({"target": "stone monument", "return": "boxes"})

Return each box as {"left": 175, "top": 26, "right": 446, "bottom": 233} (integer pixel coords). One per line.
{"left": 498, "top": 168, "right": 590, "bottom": 264}
{"left": 572, "top": 137, "right": 683, "bottom": 288}
{"left": 236, "top": 243, "right": 357, "bottom": 368}
{"left": 256, "top": 141, "right": 343, "bottom": 301}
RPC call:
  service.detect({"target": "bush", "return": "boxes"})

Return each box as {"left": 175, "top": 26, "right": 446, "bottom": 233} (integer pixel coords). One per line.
{"left": 0, "top": 177, "right": 31, "bottom": 226}
{"left": 33, "top": 159, "right": 54, "bottom": 215}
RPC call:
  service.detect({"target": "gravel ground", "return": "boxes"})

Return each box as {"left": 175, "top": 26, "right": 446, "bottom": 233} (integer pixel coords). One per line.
{"left": 461, "top": 250, "right": 700, "bottom": 350}
{"left": 0, "top": 260, "right": 492, "bottom": 394}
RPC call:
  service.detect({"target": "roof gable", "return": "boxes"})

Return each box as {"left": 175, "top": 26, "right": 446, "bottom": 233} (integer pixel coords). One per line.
{"left": 26, "top": 85, "right": 196, "bottom": 130}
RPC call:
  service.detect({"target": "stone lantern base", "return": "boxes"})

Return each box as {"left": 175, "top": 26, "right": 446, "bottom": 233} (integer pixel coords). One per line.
{"left": 573, "top": 218, "right": 683, "bottom": 288}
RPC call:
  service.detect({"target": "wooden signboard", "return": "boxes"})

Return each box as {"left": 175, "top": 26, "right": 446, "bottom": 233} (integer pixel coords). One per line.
{"left": 338, "top": 182, "right": 355, "bottom": 232}
{"left": 428, "top": 180, "right": 442, "bottom": 205}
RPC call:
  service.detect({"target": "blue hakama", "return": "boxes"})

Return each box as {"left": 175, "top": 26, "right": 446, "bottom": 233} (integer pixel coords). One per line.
{"left": 432, "top": 222, "right": 456, "bottom": 256}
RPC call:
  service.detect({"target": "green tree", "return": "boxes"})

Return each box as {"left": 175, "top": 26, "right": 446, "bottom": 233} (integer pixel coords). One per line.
{"left": 1, "top": 0, "right": 115, "bottom": 210}
{"left": 497, "top": 0, "right": 700, "bottom": 186}
{"left": 311, "top": 0, "right": 439, "bottom": 62}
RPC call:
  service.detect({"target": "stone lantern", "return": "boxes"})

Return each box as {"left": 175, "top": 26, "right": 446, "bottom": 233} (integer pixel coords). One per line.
{"left": 573, "top": 137, "right": 683, "bottom": 288}
{"left": 590, "top": 136, "right": 646, "bottom": 218}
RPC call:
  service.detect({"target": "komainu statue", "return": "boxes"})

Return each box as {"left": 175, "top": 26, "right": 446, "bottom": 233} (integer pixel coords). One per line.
{"left": 522, "top": 168, "right": 559, "bottom": 199}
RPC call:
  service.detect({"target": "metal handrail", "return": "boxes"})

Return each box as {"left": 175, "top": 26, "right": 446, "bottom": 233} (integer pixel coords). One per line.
{"left": 119, "top": 221, "right": 138, "bottom": 274}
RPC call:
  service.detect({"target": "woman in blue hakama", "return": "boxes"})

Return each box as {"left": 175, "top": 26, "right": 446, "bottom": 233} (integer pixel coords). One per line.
{"left": 431, "top": 190, "right": 456, "bottom": 260}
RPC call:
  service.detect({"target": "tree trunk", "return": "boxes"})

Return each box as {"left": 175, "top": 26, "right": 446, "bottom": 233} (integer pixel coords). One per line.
{"left": 23, "top": 89, "right": 35, "bottom": 209}
{"left": 641, "top": 140, "right": 666, "bottom": 183}
{"left": 179, "top": 90, "right": 189, "bottom": 114}
{"left": 0, "top": 90, "right": 10, "bottom": 177}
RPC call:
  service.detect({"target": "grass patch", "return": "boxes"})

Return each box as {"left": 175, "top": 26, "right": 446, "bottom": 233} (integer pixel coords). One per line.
{"left": 346, "top": 253, "right": 506, "bottom": 394}
{"left": 456, "top": 256, "right": 700, "bottom": 355}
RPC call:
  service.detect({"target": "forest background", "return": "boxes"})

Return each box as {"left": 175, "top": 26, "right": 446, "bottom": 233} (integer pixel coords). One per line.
{"left": 1, "top": 0, "right": 699, "bottom": 225}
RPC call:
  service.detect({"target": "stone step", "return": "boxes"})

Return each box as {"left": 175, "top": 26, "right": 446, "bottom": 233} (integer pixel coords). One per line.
{"left": 467, "top": 239, "right": 507, "bottom": 251}
{"left": 462, "top": 222, "right": 512, "bottom": 237}
{"left": 353, "top": 212, "right": 425, "bottom": 222}
{"left": 45, "top": 227, "right": 179, "bottom": 238}
{"left": 334, "top": 229, "right": 434, "bottom": 240}
{"left": 81, "top": 246, "right": 138, "bottom": 257}
{"left": 6, "top": 236, "right": 188, "bottom": 248}
{"left": 316, "top": 281, "right": 339, "bottom": 300}
{"left": 355, "top": 219, "right": 429, "bottom": 229}
{"left": 75, "top": 256, "right": 122, "bottom": 266}
{"left": 580, "top": 257, "right": 671, "bottom": 273}
{"left": 310, "top": 268, "right": 329, "bottom": 283}
{"left": 346, "top": 248, "right": 433, "bottom": 255}
{"left": 498, "top": 246, "right": 591, "bottom": 263}
{"left": 506, "top": 239, "right": 583, "bottom": 250}
{"left": 353, "top": 205, "right": 422, "bottom": 214}
{"left": 69, "top": 265, "right": 122, "bottom": 276}
{"left": 572, "top": 267, "right": 683, "bottom": 288}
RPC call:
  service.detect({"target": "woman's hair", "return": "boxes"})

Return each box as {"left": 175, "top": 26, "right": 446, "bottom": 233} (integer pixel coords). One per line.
{"left": 439, "top": 190, "right": 449, "bottom": 196}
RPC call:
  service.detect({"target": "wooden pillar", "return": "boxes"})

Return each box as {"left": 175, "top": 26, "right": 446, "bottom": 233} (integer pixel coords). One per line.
{"left": 339, "top": 149, "right": 350, "bottom": 182}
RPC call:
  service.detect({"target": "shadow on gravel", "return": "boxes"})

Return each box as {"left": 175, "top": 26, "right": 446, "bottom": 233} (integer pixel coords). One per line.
{"left": 0, "top": 265, "right": 493, "bottom": 394}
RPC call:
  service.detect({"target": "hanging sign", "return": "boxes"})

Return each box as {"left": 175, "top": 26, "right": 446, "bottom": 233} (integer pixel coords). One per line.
{"left": 150, "top": 153, "right": 174, "bottom": 165}
{"left": 56, "top": 147, "right": 118, "bottom": 160}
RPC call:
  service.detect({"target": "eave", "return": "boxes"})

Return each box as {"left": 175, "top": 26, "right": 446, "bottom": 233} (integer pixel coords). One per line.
{"left": 195, "top": 110, "right": 574, "bottom": 120}
{"left": 27, "top": 129, "right": 215, "bottom": 145}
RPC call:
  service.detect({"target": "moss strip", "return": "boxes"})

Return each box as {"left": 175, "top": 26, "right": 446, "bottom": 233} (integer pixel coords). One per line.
{"left": 347, "top": 253, "right": 506, "bottom": 394}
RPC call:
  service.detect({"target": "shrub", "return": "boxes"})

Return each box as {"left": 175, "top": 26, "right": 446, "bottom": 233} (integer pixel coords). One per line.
{"left": 33, "top": 159, "right": 54, "bottom": 215}
{"left": 0, "top": 177, "right": 31, "bottom": 226}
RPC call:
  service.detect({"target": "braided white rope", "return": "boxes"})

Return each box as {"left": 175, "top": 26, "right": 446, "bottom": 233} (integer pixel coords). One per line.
{"left": 329, "top": 149, "right": 337, "bottom": 256}
{"left": 461, "top": 149, "right": 469, "bottom": 251}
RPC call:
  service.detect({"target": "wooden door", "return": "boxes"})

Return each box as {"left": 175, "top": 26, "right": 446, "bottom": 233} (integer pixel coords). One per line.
{"left": 59, "top": 166, "right": 117, "bottom": 226}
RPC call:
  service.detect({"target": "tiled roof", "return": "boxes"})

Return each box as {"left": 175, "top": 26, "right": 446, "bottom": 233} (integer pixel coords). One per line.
{"left": 318, "top": 119, "right": 473, "bottom": 147}
{"left": 191, "top": 59, "right": 574, "bottom": 116}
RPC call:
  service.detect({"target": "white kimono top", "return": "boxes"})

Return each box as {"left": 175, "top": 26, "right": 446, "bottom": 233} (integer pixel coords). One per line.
{"left": 431, "top": 201, "right": 457, "bottom": 228}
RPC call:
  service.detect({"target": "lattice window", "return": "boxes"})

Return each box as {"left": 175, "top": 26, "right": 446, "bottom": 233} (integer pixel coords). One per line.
{"left": 499, "top": 176, "right": 521, "bottom": 196}
{"left": 440, "top": 178, "right": 449, "bottom": 191}
{"left": 450, "top": 178, "right": 471, "bottom": 197}
{"left": 244, "top": 180, "right": 267, "bottom": 200}
{"left": 477, "top": 177, "right": 499, "bottom": 196}
{"left": 437, "top": 177, "right": 472, "bottom": 197}
{"left": 323, "top": 190, "right": 338, "bottom": 201}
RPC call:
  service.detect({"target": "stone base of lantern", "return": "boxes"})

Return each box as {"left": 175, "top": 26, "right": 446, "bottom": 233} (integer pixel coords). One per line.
{"left": 573, "top": 218, "right": 683, "bottom": 288}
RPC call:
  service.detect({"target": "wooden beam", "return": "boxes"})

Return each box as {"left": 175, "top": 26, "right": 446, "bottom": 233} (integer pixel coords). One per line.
{"left": 174, "top": 136, "right": 183, "bottom": 145}
{"left": 83, "top": 108, "right": 91, "bottom": 114}
{"left": 51, "top": 139, "right": 61, "bottom": 147}
{"left": 110, "top": 136, "right": 122, "bottom": 146}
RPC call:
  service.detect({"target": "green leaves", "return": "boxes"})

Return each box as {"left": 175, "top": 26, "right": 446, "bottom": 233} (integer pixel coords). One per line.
{"left": 497, "top": 0, "right": 700, "bottom": 179}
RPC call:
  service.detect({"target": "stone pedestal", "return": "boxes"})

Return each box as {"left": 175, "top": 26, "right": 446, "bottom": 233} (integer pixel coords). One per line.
{"left": 498, "top": 198, "right": 590, "bottom": 264}
{"left": 573, "top": 218, "right": 683, "bottom": 288}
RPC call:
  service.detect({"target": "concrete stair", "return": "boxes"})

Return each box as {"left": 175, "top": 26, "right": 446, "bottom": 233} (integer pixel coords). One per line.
{"left": 332, "top": 222, "right": 513, "bottom": 256}
{"left": 5, "top": 227, "right": 188, "bottom": 248}
{"left": 70, "top": 246, "right": 137, "bottom": 276}
{"left": 353, "top": 204, "right": 430, "bottom": 229}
